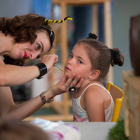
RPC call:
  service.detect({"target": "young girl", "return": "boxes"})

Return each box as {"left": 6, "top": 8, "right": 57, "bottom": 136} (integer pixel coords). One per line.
{"left": 64, "top": 33, "right": 124, "bottom": 122}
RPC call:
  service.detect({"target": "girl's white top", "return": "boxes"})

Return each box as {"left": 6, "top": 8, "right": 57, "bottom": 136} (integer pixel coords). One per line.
{"left": 72, "top": 83, "right": 114, "bottom": 122}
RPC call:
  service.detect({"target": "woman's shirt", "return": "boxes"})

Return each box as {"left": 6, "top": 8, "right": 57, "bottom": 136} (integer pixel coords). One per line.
{"left": 72, "top": 83, "right": 114, "bottom": 122}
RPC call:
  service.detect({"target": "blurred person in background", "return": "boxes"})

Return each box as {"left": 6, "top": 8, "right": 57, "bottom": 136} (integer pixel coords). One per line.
{"left": 0, "top": 13, "right": 83, "bottom": 121}
{"left": 0, "top": 120, "right": 50, "bottom": 140}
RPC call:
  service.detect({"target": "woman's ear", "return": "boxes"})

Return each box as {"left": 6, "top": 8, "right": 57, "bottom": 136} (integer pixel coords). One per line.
{"left": 89, "top": 70, "right": 100, "bottom": 81}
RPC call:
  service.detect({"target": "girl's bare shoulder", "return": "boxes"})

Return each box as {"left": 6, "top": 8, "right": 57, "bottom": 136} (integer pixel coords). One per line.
{"left": 84, "top": 83, "right": 105, "bottom": 103}
{"left": 85, "top": 82, "right": 106, "bottom": 95}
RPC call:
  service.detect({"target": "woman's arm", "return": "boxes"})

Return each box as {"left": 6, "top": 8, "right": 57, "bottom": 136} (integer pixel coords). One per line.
{"left": 0, "top": 86, "right": 45, "bottom": 121}
{"left": 84, "top": 87, "right": 105, "bottom": 122}
{"left": 0, "top": 73, "right": 83, "bottom": 121}
{"left": 0, "top": 55, "right": 58, "bottom": 87}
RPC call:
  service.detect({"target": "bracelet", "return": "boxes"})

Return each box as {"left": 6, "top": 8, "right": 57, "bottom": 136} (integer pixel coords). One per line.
{"left": 35, "top": 63, "right": 47, "bottom": 79}
{"left": 40, "top": 92, "right": 54, "bottom": 103}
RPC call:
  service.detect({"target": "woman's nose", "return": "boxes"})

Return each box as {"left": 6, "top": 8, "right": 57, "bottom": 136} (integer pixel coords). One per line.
{"left": 29, "top": 52, "right": 39, "bottom": 60}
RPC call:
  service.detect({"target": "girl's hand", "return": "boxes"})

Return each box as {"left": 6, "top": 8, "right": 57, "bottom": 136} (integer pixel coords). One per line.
{"left": 50, "top": 73, "right": 84, "bottom": 96}
{"left": 40, "top": 54, "right": 58, "bottom": 72}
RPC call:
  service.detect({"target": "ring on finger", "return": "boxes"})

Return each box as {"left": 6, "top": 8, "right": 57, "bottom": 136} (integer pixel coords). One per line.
{"left": 69, "top": 86, "right": 76, "bottom": 92}
{"left": 65, "top": 84, "right": 69, "bottom": 88}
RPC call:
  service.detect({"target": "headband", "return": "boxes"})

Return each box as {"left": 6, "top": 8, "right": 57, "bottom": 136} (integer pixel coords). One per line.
{"left": 44, "top": 16, "right": 73, "bottom": 25}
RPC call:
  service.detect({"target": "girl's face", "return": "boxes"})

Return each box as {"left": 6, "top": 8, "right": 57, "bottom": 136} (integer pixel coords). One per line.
{"left": 65, "top": 43, "right": 92, "bottom": 80}
{"left": 10, "top": 31, "right": 51, "bottom": 60}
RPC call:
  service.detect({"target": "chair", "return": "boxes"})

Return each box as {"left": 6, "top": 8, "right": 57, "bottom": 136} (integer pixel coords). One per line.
{"left": 107, "top": 82, "right": 124, "bottom": 122}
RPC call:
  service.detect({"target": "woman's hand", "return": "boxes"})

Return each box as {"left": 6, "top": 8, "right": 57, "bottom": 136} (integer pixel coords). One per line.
{"left": 50, "top": 73, "right": 84, "bottom": 97}
{"left": 40, "top": 54, "right": 58, "bottom": 73}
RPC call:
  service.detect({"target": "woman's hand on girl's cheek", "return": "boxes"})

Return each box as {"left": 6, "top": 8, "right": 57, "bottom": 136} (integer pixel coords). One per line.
{"left": 50, "top": 73, "right": 74, "bottom": 96}
{"left": 69, "top": 75, "right": 84, "bottom": 89}
{"left": 51, "top": 73, "right": 83, "bottom": 96}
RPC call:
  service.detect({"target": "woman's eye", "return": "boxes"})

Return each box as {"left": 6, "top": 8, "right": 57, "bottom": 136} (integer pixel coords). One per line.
{"left": 36, "top": 44, "right": 41, "bottom": 50}
{"left": 69, "top": 54, "right": 73, "bottom": 58}
{"left": 78, "top": 60, "right": 83, "bottom": 64}
{"left": 36, "top": 55, "right": 40, "bottom": 58}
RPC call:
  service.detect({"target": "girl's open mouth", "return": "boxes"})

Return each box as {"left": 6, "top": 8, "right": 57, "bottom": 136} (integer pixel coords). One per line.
{"left": 65, "top": 67, "right": 71, "bottom": 71}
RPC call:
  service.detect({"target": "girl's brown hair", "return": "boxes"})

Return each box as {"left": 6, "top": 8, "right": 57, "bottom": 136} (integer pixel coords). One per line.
{"left": 77, "top": 33, "right": 124, "bottom": 80}
{"left": 0, "top": 13, "right": 52, "bottom": 65}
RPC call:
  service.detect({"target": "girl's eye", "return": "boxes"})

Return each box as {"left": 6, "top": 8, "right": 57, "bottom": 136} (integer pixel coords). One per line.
{"left": 78, "top": 60, "right": 83, "bottom": 64}
{"left": 36, "top": 44, "right": 41, "bottom": 50}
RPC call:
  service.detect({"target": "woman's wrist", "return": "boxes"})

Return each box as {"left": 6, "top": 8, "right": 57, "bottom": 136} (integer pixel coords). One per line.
{"left": 40, "top": 88, "right": 55, "bottom": 104}
{"left": 50, "top": 84, "right": 64, "bottom": 97}
{"left": 44, "top": 87, "right": 56, "bottom": 99}
{"left": 40, "top": 92, "right": 54, "bottom": 104}
{"left": 35, "top": 63, "right": 47, "bottom": 79}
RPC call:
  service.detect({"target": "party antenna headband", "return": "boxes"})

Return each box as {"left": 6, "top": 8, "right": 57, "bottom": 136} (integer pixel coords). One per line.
{"left": 44, "top": 16, "right": 73, "bottom": 25}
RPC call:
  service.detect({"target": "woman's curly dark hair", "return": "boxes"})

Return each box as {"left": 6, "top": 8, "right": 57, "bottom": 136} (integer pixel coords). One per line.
{"left": 0, "top": 13, "right": 52, "bottom": 66}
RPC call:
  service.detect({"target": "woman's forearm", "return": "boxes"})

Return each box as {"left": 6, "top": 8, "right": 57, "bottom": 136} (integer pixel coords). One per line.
{"left": 0, "top": 54, "right": 58, "bottom": 87}
{"left": 0, "top": 64, "right": 40, "bottom": 86}
{"left": 7, "top": 96, "right": 44, "bottom": 121}
{"left": 3, "top": 89, "right": 54, "bottom": 121}
{"left": 0, "top": 72, "right": 83, "bottom": 121}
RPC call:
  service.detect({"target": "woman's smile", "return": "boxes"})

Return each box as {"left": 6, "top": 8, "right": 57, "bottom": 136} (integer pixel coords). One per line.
{"left": 23, "top": 51, "right": 27, "bottom": 58}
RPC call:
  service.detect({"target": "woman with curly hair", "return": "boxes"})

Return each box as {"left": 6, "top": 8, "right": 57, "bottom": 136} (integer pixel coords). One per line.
{"left": 0, "top": 14, "right": 83, "bottom": 121}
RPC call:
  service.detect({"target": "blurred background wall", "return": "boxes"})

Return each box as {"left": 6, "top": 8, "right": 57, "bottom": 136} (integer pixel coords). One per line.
{"left": 0, "top": 0, "right": 32, "bottom": 17}
{"left": 113, "top": 0, "right": 140, "bottom": 89}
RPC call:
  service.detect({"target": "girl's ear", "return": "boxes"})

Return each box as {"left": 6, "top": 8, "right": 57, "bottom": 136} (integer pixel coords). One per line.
{"left": 89, "top": 70, "right": 100, "bottom": 81}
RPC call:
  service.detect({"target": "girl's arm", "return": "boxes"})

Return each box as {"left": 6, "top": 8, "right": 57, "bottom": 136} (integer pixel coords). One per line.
{"left": 0, "top": 55, "right": 58, "bottom": 87}
{"left": 84, "top": 87, "right": 105, "bottom": 122}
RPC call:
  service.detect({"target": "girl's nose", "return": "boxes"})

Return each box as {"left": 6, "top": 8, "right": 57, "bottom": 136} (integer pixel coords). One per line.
{"left": 67, "top": 57, "right": 74, "bottom": 65}
{"left": 29, "top": 51, "right": 39, "bottom": 60}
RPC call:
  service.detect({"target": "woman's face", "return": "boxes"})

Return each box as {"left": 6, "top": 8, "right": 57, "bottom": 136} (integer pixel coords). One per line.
{"left": 10, "top": 31, "right": 51, "bottom": 60}
{"left": 65, "top": 43, "right": 92, "bottom": 80}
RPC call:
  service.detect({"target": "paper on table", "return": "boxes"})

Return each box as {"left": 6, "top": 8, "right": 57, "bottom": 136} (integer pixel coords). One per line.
{"left": 31, "top": 118, "right": 81, "bottom": 140}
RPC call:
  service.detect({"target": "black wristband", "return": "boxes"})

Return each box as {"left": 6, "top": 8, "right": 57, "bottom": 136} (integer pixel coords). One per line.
{"left": 35, "top": 63, "right": 47, "bottom": 79}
